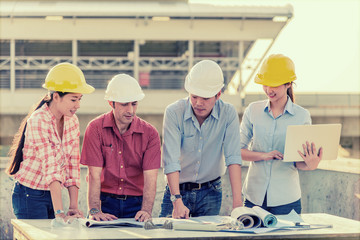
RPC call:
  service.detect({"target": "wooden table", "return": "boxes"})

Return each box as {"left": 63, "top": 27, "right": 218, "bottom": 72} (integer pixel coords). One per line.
{"left": 12, "top": 213, "right": 360, "bottom": 240}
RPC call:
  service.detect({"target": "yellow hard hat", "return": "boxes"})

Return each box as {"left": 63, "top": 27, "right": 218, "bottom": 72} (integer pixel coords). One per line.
{"left": 255, "top": 54, "right": 297, "bottom": 87}
{"left": 43, "top": 62, "right": 95, "bottom": 94}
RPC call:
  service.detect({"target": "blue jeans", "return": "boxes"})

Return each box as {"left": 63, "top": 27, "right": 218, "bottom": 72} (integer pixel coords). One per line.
{"left": 100, "top": 193, "right": 143, "bottom": 218}
{"left": 159, "top": 178, "right": 222, "bottom": 217}
{"left": 244, "top": 194, "right": 302, "bottom": 215}
{"left": 12, "top": 182, "right": 55, "bottom": 219}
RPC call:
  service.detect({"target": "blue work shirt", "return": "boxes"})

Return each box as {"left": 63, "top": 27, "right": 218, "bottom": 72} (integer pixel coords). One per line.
{"left": 240, "top": 97, "right": 311, "bottom": 207}
{"left": 162, "top": 98, "right": 242, "bottom": 184}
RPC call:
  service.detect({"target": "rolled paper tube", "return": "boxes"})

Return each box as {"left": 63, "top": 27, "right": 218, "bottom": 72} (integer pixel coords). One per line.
{"left": 252, "top": 206, "right": 278, "bottom": 227}
{"left": 237, "top": 215, "right": 254, "bottom": 228}
{"left": 263, "top": 214, "right": 278, "bottom": 227}
{"left": 172, "top": 223, "right": 218, "bottom": 231}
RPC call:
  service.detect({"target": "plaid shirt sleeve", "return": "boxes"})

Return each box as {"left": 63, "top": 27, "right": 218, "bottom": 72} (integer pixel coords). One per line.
{"left": 63, "top": 117, "right": 81, "bottom": 188}
{"left": 26, "top": 116, "right": 64, "bottom": 187}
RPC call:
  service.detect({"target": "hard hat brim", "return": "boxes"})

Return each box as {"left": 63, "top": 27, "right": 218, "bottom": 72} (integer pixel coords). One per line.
{"left": 254, "top": 74, "right": 296, "bottom": 87}
{"left": 42, "top": 83, "right": 95, "bottom": 94}
{"left": 104, "top": 93, "right": 145, "bottom": 103}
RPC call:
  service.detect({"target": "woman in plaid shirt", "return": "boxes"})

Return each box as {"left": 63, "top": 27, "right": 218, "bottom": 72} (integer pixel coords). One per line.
{"left": 6, "top": 63, "right": 94, "bottom": 222}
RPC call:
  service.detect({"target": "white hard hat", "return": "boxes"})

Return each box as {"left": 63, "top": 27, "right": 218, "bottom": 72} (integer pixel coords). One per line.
{"left": 184, "top": 60, "right": 224, "bottom": 98}
{"left": 104, "top": 74, "right": 145, "bottom": 103}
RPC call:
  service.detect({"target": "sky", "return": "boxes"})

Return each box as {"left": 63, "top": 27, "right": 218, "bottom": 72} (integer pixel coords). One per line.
{"left": 191, "top": 0, "right": 360, "bottom": 93}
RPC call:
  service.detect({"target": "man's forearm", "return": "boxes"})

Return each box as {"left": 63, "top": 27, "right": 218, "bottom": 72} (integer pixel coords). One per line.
{"left": 166, "top": 171, "right": 181, "bottom": 195}
{"left": 141, "top": 190, "right": 156, "bottom": 214}
{"left": 228, "top": 164, "right": 243, "bottom": 208}
{"left": 88, "top": 167, "right": 102, "bottom": 210}
{"left": 141, "top": 169, "right": 158, "bottom": 214}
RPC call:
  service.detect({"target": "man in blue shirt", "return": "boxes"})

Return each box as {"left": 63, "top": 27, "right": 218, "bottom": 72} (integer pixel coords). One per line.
{"left": 160, "top": 60, "right": 243, "bottom": 218}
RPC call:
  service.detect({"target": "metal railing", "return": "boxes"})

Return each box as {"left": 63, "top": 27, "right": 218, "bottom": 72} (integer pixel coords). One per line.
{"left": 0, "top": 56, "right": 244, "bottom": 89}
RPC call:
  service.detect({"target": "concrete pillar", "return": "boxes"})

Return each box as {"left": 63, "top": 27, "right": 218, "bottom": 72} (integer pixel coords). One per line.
{"left": 188, "top": 40, "right": 194, "bottom": 72}
{"left": 134, "top": 40, "right": 139, "bottom": 81}
{"left": 10, "top": 39, "right": 15, "bottom": 93}
{"left": 238, "top": 41, "right": 245, "bottom": 109}
{"left": 72, "top": 39, "right": 78, "bottom": 65}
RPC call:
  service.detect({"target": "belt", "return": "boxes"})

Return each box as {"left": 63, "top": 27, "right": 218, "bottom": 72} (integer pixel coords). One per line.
{"left": 179, "top": 177, "right": 221, "bottom": 191}
{"left": 101, "top": 192, "right": 137, "bottom": 200}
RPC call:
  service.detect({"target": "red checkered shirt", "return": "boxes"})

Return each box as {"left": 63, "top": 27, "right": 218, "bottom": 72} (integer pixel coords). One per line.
{"left": 14, "top": 103, "right": 81, "bottom": 190}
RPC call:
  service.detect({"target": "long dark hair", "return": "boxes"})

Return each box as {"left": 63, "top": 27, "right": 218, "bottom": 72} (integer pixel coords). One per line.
{"left": 6, "top": 91, "right": 68, "bottom": 175}
{"left": 287, "top": 82, "right": 295, "bottom": 103}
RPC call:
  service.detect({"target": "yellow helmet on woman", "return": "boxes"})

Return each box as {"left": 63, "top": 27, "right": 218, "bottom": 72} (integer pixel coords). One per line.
{"left": 255, "top": 54, "right": 297, "bottom": 87}
{"left": 43, "top": 62, "right": 95, "bottom": 94}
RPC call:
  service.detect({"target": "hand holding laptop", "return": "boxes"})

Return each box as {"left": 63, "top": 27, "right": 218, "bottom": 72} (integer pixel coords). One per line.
{"left": 297, "top": 141, "right": 323, "bottom": 170}
{"left": 283, "top": 124, "right": 342, "bottom": 162}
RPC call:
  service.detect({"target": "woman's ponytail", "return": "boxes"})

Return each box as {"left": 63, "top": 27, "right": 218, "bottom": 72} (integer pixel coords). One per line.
{"left": 287, "top": 82, "right": 295, "bottom": 103}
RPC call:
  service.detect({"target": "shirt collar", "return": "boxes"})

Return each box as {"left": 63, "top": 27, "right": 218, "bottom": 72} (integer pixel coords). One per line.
{"left": 103, "top": 111, "right": 144, "bottom": 134}
{"left": 264, "top": 96, "right": 295, "bottom": 115}
{"left": 211, "top": 101, "right": 220, "bottom": 120}
{"left": 127, "top": 115, "right": 144, "bottom": 134}
{"left": 103, "top": 111, "right": 115, "bottom": 128}
{"left": 184, "top": 98, "right": 193, "bottom": 121}
{"left": 184, "top": 97, "right": 219, "bottom": 121}
{"left": 284, "top": 97, "right": 295, "bottom": 115}
{"left": 42, "top": 103, "right": 57, "bottom": 123}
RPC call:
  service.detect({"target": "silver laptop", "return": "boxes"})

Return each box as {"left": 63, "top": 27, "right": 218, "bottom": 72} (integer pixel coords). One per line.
{"left": 283, "top": 124, "right": 342, "bottom": 162}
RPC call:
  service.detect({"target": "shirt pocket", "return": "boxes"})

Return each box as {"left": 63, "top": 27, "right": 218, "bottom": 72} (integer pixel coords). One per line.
{"left": 181, "top": 134, "right": 196, "bottom": 153}
{"left": 101, "top": 145, "right": 116, "bottom": 168}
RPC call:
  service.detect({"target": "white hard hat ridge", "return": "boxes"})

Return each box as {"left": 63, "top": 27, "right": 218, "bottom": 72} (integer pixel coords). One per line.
{"left": 184, "top": 60, "right": 224, "bottom": 98}
{"left": 104, "top": 74, "right": 145, "bottom": 103}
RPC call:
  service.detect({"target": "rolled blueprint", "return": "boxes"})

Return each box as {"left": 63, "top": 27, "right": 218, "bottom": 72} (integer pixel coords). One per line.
{"left": 231, "top": 207, "right": 261, "bottom": 228}
{"left": 237, "top": 214, "right": 258, "bottom": 228}
{"left": 231, "top": 206, "right": 277, "bottom": 228}
{"left": 252, "top": 206, "right": 277, "bottom": 227}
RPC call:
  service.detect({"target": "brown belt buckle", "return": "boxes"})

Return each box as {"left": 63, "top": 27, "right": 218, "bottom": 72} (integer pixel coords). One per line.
{"left": 193, "top": 183, "right": 201, "bottom": 190}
